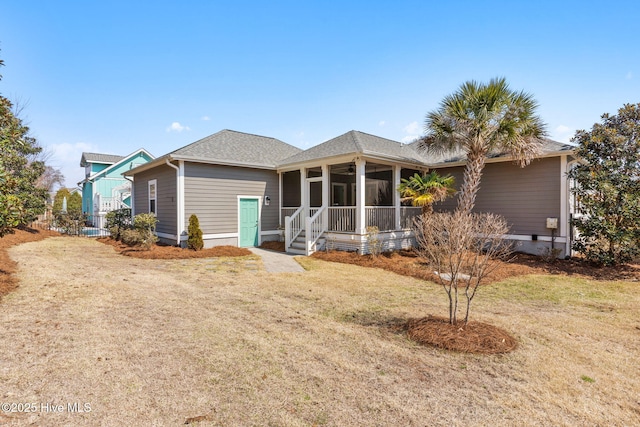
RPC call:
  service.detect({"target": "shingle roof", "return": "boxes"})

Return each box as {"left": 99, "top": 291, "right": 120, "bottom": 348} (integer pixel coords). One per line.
{"left": 80, "top": 152, "right": 125, "bottom": 167}
{"left": 278, "top": 130, "right": 426, "bottom": 166}
{"left": 410, "top": 138, "right": 575, "bottom": 165}
{"left": 170, "top": 129, "right": 302, "bottom": 168}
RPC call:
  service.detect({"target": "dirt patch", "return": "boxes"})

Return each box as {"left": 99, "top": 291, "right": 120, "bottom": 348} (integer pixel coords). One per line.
{"left": 0, "top": 226, "right": 60, "bottom": 300}
{"left": 97, "top": 237, "right": 252, "bottom": 259}
{"left": 405, "top": 316, "right": 518, "bottom": 354}
{"left": 312, "top": 249, "right": 640, "bottom": 283}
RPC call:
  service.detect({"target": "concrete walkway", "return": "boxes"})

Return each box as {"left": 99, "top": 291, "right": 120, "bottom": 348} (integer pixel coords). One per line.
{"left": 249, "top": 247, "right": 305, "bottom": 273}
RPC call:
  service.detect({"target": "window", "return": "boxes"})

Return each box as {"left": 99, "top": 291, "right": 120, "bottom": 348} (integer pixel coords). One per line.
{"left": 148, "top": 179, "right": 157, "bottom": 214}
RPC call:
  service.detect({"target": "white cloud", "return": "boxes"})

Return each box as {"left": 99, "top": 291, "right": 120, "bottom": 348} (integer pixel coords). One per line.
{"left": 378, "top": 120, "right": 386, "bottom": 126}
{"left": 403, "top": 121, "right": 420, "bottom": 134}
{"left": 553, "top": 124, "right": 575, "bottom": 143}
{"left": 400, "top": 121, "right": 421, "bottom": 144}
{"left": 626, "top": 71, "right": 633, "bottom": 80}
{"left": 401, "top": 135, "right": 419, "bottom": 144}
{"left": 201, "top": 116, "right": 211, "bottom": 121}
{"left": 166, "top": 122, "right": 190, "bottom": 132}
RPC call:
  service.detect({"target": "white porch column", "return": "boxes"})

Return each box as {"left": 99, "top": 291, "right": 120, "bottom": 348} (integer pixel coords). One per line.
{"left": 278, "top": 171, "right": 283, "bottom": 226}
{"left": 300, "top": 167, "right": 307, "bottom": 214}
{"left": 177, "top": 160, "right": 186, "bottom": 243}
{"left": 321, "top": 164, "right": 329, "bottom": 225}
{"left": 355, "top": 159, "right": 366, "bottom": 234}
{"left": 560, "top": 155, "right": 570, "bottom": 256}
{"left": 393, "top": 165, "right": 401, "bottom": 230}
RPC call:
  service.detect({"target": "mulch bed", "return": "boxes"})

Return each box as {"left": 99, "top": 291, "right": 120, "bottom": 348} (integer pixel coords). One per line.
{"left": 96, "top": 238, "right": 252, "bottom": 259}
{"left": 0, "top": 226, "right": 61, "bottom": 299}
{"left": 312, "top": 249, "right": 640, "bottom": 283}
{"left": 405, "top": 316, "right": 518, "bottom": 354}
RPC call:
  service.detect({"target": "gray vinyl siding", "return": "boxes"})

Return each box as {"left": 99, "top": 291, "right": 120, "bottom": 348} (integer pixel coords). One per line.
{"left": 433, "top": 157, "right": 562, "bottom": 236}
{"left": 184, "top": 163, "right": 280, "bottom": 234}
{"left": 132, "top": 164, "right": 177, "bottom": 236}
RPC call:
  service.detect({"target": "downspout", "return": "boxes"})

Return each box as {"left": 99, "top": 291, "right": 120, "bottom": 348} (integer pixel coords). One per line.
{"left": 165, "top": 159, "right": 182, "bottom": 246}
{"left": 123, "top": 176, "right": 135, "bottom": 216}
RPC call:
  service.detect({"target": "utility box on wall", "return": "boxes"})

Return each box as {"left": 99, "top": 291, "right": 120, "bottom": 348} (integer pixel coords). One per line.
{"left": 546, "top": 217, "right": 558, "bottom": 229}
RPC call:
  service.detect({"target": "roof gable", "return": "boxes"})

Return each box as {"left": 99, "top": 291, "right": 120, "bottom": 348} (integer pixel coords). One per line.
{"left": 82, "top": 149, "right": 154, "bottom": 183}
{"left": 170, "top": 129, "right": 302, "bottom": 168}
{"left": 80, "top": 152, "right": 125, "bottom": 167}
{"left": 278, "top": 130, "right": 426, "bottom": 166}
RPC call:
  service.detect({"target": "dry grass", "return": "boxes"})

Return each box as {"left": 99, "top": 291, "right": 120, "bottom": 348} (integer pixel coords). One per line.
{"left": 1, "top": 237, "right": 639, "bottom": 426}
{"left": 0, "top": 227, "right": 60, "bottom": 300}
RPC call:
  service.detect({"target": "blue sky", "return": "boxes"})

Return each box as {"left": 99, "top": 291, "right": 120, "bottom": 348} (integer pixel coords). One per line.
{"left": 1, "top": 0, "right": 639, "bottom": 188}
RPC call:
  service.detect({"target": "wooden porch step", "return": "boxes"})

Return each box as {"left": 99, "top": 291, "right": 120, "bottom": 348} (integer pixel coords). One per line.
{"left": 286, "top": 247, "right": 307, "bottom": 255}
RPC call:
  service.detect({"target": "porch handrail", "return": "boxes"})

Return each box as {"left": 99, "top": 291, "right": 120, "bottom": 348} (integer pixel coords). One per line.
{"left": 281, "top": 207, "right": 299, "bottom": 225}
{"left": 305, "top": 206, "right": 327, "bottom": 255}
{"left": 285, "top": 206, "right": 304, "bottom": 250}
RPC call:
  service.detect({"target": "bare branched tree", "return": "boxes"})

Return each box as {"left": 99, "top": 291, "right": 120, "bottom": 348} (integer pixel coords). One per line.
{"left": 415, "top": 211, "right": 514, "bottom": 324}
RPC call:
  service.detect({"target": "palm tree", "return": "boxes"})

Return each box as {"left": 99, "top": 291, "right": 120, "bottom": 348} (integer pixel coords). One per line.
{"left": 397, "top": 171, "right": 456, "bottom": 214}
{"left": 422, "top": 77, "right": 547, "bottom": 215}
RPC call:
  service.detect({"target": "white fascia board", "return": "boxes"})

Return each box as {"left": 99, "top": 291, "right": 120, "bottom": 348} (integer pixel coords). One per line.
{"left": 277, "top": 154, "right": 357, "bottom": 173}
{"left": 171, "top": 155, "right": 276, "bottom": 170}
{"left": 277, "top": 153, "right": 426, "bottom": 173}
{"left": 428, "top": 150, "right": 576, "bottom": 169}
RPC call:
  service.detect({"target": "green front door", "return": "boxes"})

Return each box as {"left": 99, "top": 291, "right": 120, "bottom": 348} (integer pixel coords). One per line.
{"left": 239, "top": 198, "right": 259, "bottom": 247}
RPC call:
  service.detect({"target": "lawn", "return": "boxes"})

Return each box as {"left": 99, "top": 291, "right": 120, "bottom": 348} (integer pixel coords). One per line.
{"left": 1, "top": 237, "right": 639, "bottom": 426}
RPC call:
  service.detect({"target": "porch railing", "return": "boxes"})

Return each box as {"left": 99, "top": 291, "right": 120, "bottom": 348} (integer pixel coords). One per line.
{"left": 305, "top": 206, "right": 327, "bottom": 254}
{"left": 95, "top": 196, "right": 130, "bottom": 213}
{"left": 281, "top": 207, "right": 299, "bottom": 226}
{"left": 365, "top": 206, "right": 395, "bottom": 231}
{"left": 284, "top": 206, "right": 304, "bottom": 249}
{"left": 328, "top": 207, "right": 356, "bottom": 232}
{"left": 400, "top": 207, "right": 423, "bottom": 229}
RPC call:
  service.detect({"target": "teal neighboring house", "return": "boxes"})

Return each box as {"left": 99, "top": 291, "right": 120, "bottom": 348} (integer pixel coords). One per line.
{"left": 79, "top": 149, "right": 154, "bottom": 219}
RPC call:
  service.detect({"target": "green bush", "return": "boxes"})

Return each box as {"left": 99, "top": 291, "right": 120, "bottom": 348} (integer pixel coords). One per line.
{"left": 106, "top": 208, "right": 132, "bottom": 240}
{"left": 133, "top": 213, "right": 158, "bottom": 249}
{"left": 121, "top": 228, "right": 145, "bottom": 247}
{"left": 187, "top": 214, "right": 204, "bottom": 251}
{"left": 53, "top": 211, "right": 86, "bottom": 235}
{"left": 120, "top": 213, "right": 158, "bottom": 250}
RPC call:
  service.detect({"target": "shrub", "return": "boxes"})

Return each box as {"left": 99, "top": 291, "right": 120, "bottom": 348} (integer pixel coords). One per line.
{"left": 105, "top": 208, "right": 132, "bottom": 240}
{"left": 365, "top": 226, "right": 383, "bottom": 257}
{"left": 120, "top": 213, "right": 158, "bottom": 250}
{"left": 187, "top": 214, "right": 204, "bottom": 251}
{"left": 415, "top": 211, "right": 513, "bottom": 324}
{"left": 121, "top": 228, "right": 144, "bottom": 247}
{"left": 133, "top": 213, "right": 158, "bottom": 250}
{"left": 53, "top": 211, "right": 86, "bottom": 235}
